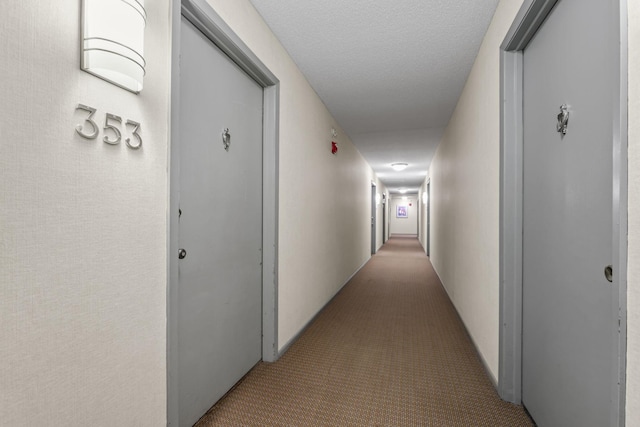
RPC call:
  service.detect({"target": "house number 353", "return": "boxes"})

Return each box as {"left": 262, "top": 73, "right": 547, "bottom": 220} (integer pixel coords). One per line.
{"left": 75, "top": 104, "right": 142, "bottom": 149}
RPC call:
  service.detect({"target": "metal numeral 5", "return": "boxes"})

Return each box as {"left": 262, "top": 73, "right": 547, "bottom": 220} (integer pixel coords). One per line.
{"left": 104, "top": 113, "right": 122, "bottom": 145}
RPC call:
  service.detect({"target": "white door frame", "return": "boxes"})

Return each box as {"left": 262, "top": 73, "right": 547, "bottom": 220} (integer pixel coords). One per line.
{"left": 167, "top": 0, "right": 280, "bottom": 424}
{"left": 498, "top": 1, "right": 628, "bottom": 426}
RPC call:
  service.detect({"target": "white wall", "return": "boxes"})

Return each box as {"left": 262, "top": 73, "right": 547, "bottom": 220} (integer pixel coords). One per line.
{"left": 389, "top": 195, "right": 418, "bottom": 235}
{"left": 627, "top": 0, "right": 640, "bottom": 423}
{"left": 0, "top": 1, "right": 170, "bottom": 425}
{"left": 426, "top": 0, "right": 524, "bottom": 380}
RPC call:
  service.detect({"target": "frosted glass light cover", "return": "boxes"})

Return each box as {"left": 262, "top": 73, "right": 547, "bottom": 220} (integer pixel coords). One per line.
{"left": 391, "top": 163, "right": 408, "bottom": 171}
{"left": 81, "top": 0, "right": 146, "bottom": 93}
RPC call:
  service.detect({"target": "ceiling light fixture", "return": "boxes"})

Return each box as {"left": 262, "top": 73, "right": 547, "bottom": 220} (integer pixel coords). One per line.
{"left": 391, "top": 163, "right": 408, "bottom": 171}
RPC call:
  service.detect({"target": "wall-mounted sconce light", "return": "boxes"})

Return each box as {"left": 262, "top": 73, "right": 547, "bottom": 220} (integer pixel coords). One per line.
{"left": 391, "top": 163, "right": 408, "bottom": 171}
{"left": 81, "top": 0, "right": 146, "bottom": 94}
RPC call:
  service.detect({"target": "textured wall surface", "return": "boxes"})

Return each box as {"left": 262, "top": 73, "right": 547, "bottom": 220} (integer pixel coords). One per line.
{"left": 426, "top": 0, "right": 525, "bottom": 381}
{"left": 204, "top": 0, "right": 379, "bottom": 350}
{"left": 627, "top": 0, "right": 639, "bottom": 423}
{"left": 0, "top": 1, "right": 170, "bottom": 426}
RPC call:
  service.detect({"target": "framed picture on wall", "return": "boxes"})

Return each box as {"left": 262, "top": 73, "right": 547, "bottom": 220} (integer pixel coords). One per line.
{"left": 396, "top": 205, "right": 408, "bottom": 218}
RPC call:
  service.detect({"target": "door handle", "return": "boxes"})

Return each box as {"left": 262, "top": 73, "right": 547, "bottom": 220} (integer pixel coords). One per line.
{"left": 222, "top": 128, "right": 231, "bottom": 151}
{"left": 178, "top": 248, "right": 187, "bottom": 260}
{"left": 604, "top": 265, "right": 613, "bottom": 283}
{"left": 557, "top": 104, "right": 569, "bottom": 135}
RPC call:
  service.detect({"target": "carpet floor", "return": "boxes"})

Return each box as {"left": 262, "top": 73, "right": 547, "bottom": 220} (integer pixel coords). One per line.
{"left": 195, "top": 236, "right": 534, "bottom": 426}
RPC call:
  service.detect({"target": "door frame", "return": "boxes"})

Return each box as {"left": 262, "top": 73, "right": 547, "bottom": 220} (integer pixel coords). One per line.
{"left": 426, "top": 181, "right": 431, "bottom": 257}
{"left": 498, "top": 0, "right": 628, "bottom": 424}
{"left": 167, "top": 0, "right": 280, "bottom": 424}
{"left": 382, "top": 192, "right": 387, "bottom": 244}
{"left": 371, "top": 182, "right": 377, "bottom": 254}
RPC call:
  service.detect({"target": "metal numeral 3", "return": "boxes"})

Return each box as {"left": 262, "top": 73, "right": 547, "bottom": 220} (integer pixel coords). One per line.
{"left": 75, "top": 104, "right": 99, "bottom": 140}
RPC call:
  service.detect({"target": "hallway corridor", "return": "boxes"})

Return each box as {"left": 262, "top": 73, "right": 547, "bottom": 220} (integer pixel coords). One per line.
{"left": 195, "top": 237, "right": 533, "bottom": 426}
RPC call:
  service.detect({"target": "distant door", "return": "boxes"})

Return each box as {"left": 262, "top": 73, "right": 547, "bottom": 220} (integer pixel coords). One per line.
{"left": 426, "top": 183, "right": 430, "bottom": 256}
{"left": 417, "top": 199, "right": 422, "bottom": 243}
{"left": 371, "top": 183, "right": 377, "bottom": 254}
{"left": 177, "top": 16, "right": 263, "bottom": 426}
{"left": 382, "top": 193, "right": 387, "bottom": 243}
{"left": 521, "top": 0, "right": 616, "bottom": 425}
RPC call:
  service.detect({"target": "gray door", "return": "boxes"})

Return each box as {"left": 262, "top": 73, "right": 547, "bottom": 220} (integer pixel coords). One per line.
{"left": 371, "top": 184, "right": 376, "bottom": 254}
{"left": 177, "top": 17, "right": 263, "bottom": 427}
{"left": 426, "top": 183, "right": 430, "bottom": 256}
{"left": 522, "top": 0, "right": 615, "bottom": 426}
{"left": 382, "top": 194, "right": 387, "bottom": 244}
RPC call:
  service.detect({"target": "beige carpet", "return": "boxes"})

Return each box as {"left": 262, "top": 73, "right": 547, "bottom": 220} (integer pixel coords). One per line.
{"left": 196, "top": 236, "right": 534, "bottom": 426}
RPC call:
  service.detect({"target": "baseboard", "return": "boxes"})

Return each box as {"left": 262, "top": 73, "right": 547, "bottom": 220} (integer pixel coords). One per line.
{"left": 465, "top": 322, "right": 499, "bottom": 390}
{"left": 435, "top": 272, "right": 500, "bottom": 391}
{"left": 277, "top": 257, "right": 370, "bottom": 358}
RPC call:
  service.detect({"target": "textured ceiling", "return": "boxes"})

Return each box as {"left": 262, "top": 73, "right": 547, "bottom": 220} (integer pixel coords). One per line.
{"left": 249, "top": 0, "right": 500, "bottom": 193}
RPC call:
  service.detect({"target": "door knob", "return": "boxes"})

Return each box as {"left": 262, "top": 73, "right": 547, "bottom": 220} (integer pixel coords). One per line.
{"left": 178, "top": 248, "right": 187, "bottom": 260}
{"left": 604, "top": 265, "right": 613, "bottom": 283}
